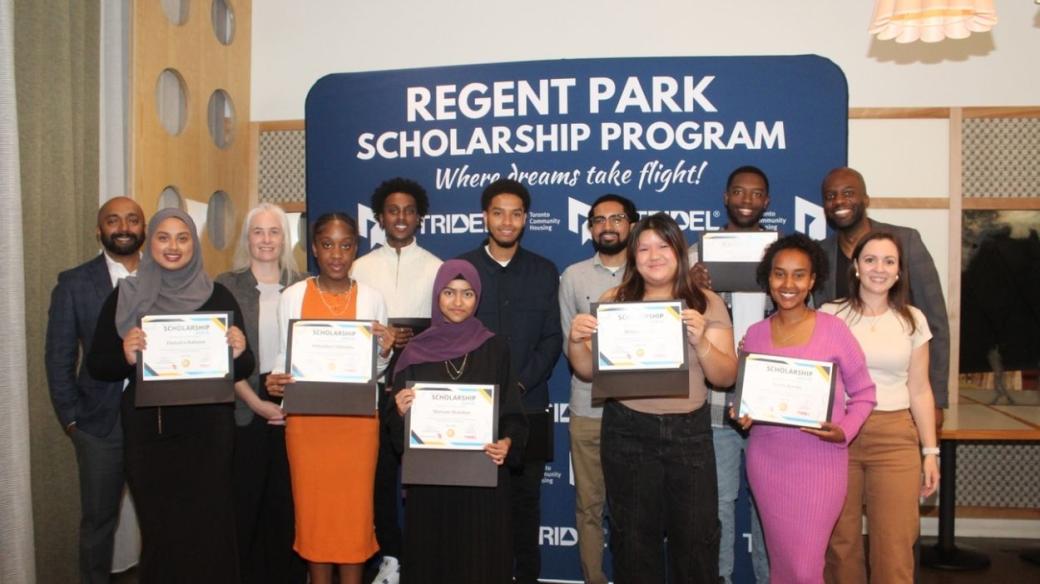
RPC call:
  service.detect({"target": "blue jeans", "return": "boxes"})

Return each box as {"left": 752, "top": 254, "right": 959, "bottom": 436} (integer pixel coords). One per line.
{"left": 713, "top": 425, "right": 769, "bottom": 584}
{"left": 602, "top": 401, "right": 719, "bottom": 584}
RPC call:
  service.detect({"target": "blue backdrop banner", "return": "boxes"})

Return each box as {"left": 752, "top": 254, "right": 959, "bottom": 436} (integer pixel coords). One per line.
{"left": 305, "top": 55, "right": 847, "bottom": 583}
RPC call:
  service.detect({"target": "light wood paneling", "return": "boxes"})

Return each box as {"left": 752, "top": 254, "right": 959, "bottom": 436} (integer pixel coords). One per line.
{"left": 849, "top": 107, "right": 951, "bottom": 119}
{"left": 963, "top": 198, "right": 1040, "bottom": 210}
{"left": 947, "top": 108, "right": 963, "bottom": 407}
{"left": 963, "top": 107, "right": 1040, "bottom": 119}
{"left": 257, "top": 119, "right": 305, "bottom": 132}
{"left": 131, "top": 0, "right": 252, "bottom": 275}
{"left": 869, "top": 198, "right": 950, "bottom": 209}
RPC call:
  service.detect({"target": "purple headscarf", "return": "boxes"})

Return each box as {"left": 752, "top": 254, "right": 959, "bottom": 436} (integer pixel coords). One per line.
{"left": 393, "top": 259, "right": 494, "bottom": 375}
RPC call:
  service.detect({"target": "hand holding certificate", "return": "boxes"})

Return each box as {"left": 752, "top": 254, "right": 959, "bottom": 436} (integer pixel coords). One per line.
{"left": 698, "top": 231, "right": 778, "bottom": 291}
{"left": 282, "top": 319, "right": 379, "bottom": 415}
{"left": 136, "top": 312, "right": 234, "bottom": 406}
{"left": 589, "top": 300, "right": 690, "bottom": 400}
{"left": 733, "top": 353, "right": 836, "bottom": 429}
{"left": 401, "top": 382, "right": 501, "bottom": 487}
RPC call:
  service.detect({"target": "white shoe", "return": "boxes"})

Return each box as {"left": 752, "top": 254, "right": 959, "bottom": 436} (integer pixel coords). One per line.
{"left": 373, "top": 555, "right": 400, "bottom": 584}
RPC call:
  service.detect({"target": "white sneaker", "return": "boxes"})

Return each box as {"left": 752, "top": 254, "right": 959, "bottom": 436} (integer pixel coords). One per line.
{"left": 373, "top": 555, "right": 400, "bottom": 584}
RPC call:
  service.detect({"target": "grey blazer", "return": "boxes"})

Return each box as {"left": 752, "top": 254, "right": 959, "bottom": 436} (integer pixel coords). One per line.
{"left": 813, "top": 219, "right": 951, "bottom": 408}
{"left": 216, "top": 268, "right": 305, "bottom": 425}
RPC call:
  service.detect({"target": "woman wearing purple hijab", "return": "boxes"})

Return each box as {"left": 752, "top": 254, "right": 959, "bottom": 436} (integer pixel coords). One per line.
{"left": 391, "top": 259, "right": 528, "bottom": 584}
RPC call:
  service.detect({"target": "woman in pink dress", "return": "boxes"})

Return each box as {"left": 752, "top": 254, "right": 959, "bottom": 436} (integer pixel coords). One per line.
{"left": 734, "top": 233, "right": 876, "bottom": 583}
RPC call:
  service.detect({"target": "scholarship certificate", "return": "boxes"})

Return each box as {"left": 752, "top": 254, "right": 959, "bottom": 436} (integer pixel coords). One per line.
{"left": 594, "top": 300, "right": 686, "bottom": 372}
{"left": 735, "top": 353, "right": 835, "bottom": 429}
{"left": 408, "top": 383, "right": 496, "bottom": 451}
{"left": 287, "top": 320, "right": 376, "bottom": 384}
{"left": 140, "top": 313, "right": 231, "bottom": 381}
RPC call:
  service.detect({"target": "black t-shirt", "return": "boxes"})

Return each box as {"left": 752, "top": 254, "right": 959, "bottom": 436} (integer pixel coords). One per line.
{"left": 835, "top": 249, "right": 852, "bottom": 299}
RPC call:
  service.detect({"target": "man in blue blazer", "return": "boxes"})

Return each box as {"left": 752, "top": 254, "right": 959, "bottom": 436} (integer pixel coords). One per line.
{"left": 45, "top": 196, "right": 144, "bottom": 583}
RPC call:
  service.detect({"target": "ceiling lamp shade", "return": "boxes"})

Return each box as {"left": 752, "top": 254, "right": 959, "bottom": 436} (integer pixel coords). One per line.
{"left": 870, "top": 0, "right": 998, "bottom": 43}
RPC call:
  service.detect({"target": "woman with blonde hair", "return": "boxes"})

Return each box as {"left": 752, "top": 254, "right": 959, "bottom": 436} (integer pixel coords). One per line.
{"left": 216, "top": 202, "right": 306, "bottom": 583}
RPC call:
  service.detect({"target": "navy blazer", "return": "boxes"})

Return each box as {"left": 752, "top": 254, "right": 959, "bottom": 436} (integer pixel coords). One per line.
{"left": 45, "top": 254, "right": 126, "bottom": 437}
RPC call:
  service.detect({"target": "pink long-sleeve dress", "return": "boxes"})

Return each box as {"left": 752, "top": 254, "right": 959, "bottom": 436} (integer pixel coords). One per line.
{"left": 743, "top": 312, "right": 876, "bottom": 584}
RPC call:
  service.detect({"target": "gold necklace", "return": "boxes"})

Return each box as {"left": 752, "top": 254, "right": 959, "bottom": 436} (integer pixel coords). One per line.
{"left": 861, "top": 306, "right": 888, "bottom": 333}
{"left": 314, "top": 276, "right": 353, "bottom": 316}
{"left": 445, "top": 353, "right": 469, "bottom": 381}
{"left": 771, "top": 310, "right": 813, "bottom": 345}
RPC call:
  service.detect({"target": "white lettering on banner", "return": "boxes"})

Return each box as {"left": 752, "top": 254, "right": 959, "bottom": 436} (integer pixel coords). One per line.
{"left": 540, "top": 526, "right": 580, "bottom": 547}
{"left": 421, "top": 213, "right": 486, "bottom": 235}
{"left": 406, "top": 79, "right": 578, "bottom": 122}
{"left": 588, "top": 76, "right": 717, "bottom": 114}
{"left": 435, "top": 165, "right": 501, "bottom": 190}
{"left": 357, "top": 124, "right": 593, "bottom": 160}
{"left": 599, "top": 121, "right": 785, "bottom": 151}
{"left": 637, "top": 159, "right": 708, "bottom": 193}
{"left": 528, "top": 212, "right": 560, "bottom": 233}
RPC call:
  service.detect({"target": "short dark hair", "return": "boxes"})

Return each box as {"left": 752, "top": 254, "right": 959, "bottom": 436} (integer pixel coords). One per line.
{"left": 726, "top": 165, "right": 770, "bottom": 194}
{"left": 588, "top": 193, "right": 639, "bottom": 224}
{"left": 755, "top": 232, "right": 828, "bottom": 295}
{"left": 481, "top": 179, "right": 530, "bottom": 212}
{"left": 311, "top": 212, "right": 358, "bottom": 240}
{"left": 370, "top": 177, "right": 429, "bottom": 217}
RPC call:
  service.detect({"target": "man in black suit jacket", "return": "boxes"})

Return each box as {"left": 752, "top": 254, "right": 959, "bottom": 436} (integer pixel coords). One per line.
{"left": 46, "top": 196, "right": 144, "bottom": 583}
{"left": 812, "top": 167, "right": 950, "bottom": 432}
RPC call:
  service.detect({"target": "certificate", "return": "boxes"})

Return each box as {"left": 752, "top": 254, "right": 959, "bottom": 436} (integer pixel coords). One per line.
{"left": 698, "top": 231, "right": 778, "bottom": 291}
{"left": 734, "top": 353, "right": 836, "bottom": 429}
{"left": 287, "top": 320, "right": 376, "bottom": 384}
{"left": 403, "top": 381, "right": 501, "bottom": 488}
{"left": 593, "top": 301, "right": 686, "bottom": 372}
{"left": 136, "top": 312, "right": 233, "bottom": 407}
{"left": 282, "top": 319, "right": 378, "bottom": 415}
{"left": 590, "top": 301, "right": 690, "bottom": 401}
{"left": 407, "top": 383, "right": 496, "bottom": 451}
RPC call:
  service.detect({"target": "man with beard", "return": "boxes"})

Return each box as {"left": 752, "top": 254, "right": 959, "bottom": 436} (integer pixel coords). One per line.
{"left": 812, "top": 166, "right": 949, "bottom": 432}
{"left": 350, "top": 177, "right": 441, "bottom": 584}
{"left": 558, "top": 193, "right": 638, "bottom": 584}
{"left": 45, "top": 196, "right": 145, "bottom": 583}
{"left": 458, "top": 179, "right": 563, "bottom": 584}
{"left": 691, "top": 165, "right": 772, "bottom": 584}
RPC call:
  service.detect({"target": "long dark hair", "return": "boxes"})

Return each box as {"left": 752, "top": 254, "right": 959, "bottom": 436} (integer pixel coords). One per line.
{"left": 614, "top": 213, "right": 707, "bottom": 312}
{"left": 834, "top": 231, "right": 917, "bottom": 333}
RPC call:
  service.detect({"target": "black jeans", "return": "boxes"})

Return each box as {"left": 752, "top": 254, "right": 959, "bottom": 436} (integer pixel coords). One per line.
{"left": 601, "top": 401, "right": 720, "bottom": 584}
{"left": 374, "top": 385, "right": 404, "bottom": 558}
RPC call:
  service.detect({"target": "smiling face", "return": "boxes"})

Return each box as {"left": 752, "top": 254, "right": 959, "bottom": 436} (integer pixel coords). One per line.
{"left": 822, "top": 169, "right": 869, "bottom": 230}
{"left": 247, "top": 210, "right": 284, "bottom": 265}
{"left": 150, "top": 217, "right": 194, "bottom": 270}
{"left": 634, "top": 228, "right": 679, "bottom": 288}
{"left": 589, "top": 200, "right": 632, "bottom": 255}
{"left": 855, "top": 237, "right": 900, "bottom": 297}
{"left": 97, "top": 197, "right": 145, "bottom": 256}
{"left": 311, "top": 219, "right": 357, "bottom": 281}
{"left": 378, "top": 191, "right": 420, "bottom": 249}
{"left": 724, "top": 171, "right": 769, "bottom": 230}
{"left": 483, "top": 193, "right": 526, "bottom": 248}
{"left": 768, "top": 248, "right": 816, "bottom": 310}
{"left": 438, "top": 278, "right": 478, "bottom": 323}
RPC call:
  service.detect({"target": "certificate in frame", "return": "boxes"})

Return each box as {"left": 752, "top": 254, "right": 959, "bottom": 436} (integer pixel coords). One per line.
{"left": 733, "top": 352, "right": 836, "bottom": 429}
{"left": 135, "top": 312, "right": 234, "bottom": 406}
{"left": 402, "top": 381, "right": 500, "bottom": 488}
{"left": 282, "top": 319, "right": 378, "bottom": 415}
{"left": 698, "top": 231, "right": 778, "bottom": 292}
{"left": 591, "top": 300, "right": 690, "bottom": 401}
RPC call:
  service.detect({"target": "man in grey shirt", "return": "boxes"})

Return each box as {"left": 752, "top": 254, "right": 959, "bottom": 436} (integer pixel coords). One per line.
{"left": 559, "top": 193, "right": 639, "bottom": 584}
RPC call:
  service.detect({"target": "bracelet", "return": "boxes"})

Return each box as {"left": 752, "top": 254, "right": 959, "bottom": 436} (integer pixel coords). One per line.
{"left": 921, "top": 447, "right": 940, "bottom": 456}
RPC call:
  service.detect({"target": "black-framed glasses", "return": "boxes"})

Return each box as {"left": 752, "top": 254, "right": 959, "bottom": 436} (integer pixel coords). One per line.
{"left": 589, "top": 213, "right": 628, "bottom": 227}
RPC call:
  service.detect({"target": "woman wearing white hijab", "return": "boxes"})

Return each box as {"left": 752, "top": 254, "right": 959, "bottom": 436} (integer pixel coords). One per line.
{"left": 88, "top": 208, "right": 255, "bottom": 583}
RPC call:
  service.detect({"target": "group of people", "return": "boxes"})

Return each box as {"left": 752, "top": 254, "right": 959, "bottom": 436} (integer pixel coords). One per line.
{"left": 45, "top": 165, "right": 948, "bottom": 584}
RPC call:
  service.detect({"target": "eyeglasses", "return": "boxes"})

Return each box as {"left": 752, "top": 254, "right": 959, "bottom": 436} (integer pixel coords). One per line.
{"left": 589, "top": 214, "right": 628, "bottom": 227}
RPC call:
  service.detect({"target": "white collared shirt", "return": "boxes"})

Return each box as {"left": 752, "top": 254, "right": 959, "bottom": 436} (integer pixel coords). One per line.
{"left": 103, "top": 251, "right": 136, "bottom": 287}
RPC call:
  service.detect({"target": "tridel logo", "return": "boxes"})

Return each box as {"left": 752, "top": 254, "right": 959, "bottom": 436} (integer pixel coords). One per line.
{"left": 568, "top": 197, "right": 723, "bottom": 243}
{"left": 356, "top": 203, "right": 386, "bottom": 249}
{"left": 794, "top": 196, "right": 827, "bottom": 240}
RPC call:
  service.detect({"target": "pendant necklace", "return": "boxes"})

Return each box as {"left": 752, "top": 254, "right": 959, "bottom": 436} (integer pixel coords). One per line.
{"left": 772, "top": 310, "right": 813, "bottom": 345}
{"left": 445, "top": 353, "right": 469, "bottom": 381}
{"left": 315, "top": 276, "right": 353, "bottom": 316}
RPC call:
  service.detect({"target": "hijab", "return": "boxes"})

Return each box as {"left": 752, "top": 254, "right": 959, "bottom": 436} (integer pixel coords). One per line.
{"left": 393, "top": 259, "right": 494, "bottom": 376}
{"left": 115, "top": 208, "right": 214, "bottom": 336}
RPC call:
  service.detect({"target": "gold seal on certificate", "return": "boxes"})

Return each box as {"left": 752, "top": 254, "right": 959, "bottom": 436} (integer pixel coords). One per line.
{"left": 590, "top": 300, "right": 690, "bottom": 401}
{"left": 733, "top": 353, "right": 836, "bottom": 429}
{"left": 282, "top": 319, "right": 379, "bottom": 415}
{"left": 136, "top": 312, "right": 234, "bottom": 407}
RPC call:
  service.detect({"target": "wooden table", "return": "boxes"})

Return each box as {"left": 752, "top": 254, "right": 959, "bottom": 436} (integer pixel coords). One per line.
{"left": 921, "top": 392, "right": 1040, "bottom": 571}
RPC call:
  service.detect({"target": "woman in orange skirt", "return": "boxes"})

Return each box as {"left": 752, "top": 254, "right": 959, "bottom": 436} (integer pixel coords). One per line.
{"left": 267, "top": 212, "right": 395, "bottom": 584}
